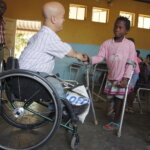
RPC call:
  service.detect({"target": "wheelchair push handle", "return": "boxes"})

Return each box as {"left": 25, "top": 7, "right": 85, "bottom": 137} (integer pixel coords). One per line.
{"left": 3, "top": 46, "right": 12, "bottom": 57}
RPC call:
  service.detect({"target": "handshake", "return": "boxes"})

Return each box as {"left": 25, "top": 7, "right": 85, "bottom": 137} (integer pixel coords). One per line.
{"left": 76, "top": 53, "right": 90, "bottom": 63}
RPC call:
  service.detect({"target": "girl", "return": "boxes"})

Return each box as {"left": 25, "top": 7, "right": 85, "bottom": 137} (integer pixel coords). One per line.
{"left": 91, "top": 16, "right": 136, "bottom": 130}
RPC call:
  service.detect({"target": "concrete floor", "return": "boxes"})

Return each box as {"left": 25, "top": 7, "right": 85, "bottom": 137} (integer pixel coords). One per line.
{"left": 0, "top": 98, "right": 150, "bottom": 150}
{"left": 40, "top": 100, "right": 150, "bottom": 150}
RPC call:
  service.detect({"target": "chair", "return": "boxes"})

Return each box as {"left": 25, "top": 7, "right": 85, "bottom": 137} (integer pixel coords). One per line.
{"left": 91, "top": 62, "right": 108, "bottom": 102}
{"left": 136, "top": 77, "right": 150, "bottom": 114}
{"left": 0, "top": 56, "right": 90, "bottom": 150}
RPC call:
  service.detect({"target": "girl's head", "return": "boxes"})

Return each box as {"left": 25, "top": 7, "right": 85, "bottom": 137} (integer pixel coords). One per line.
{"left": 113, "top": 16, "right": 130, "bottom": 40}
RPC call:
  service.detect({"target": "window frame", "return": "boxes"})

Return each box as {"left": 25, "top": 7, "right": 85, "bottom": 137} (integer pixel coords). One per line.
{"left": 119, "top": 11, "right": 135, "bottom": 27}
{"left": 138, "top": 14, "right": 150, "bottom": 30}
{"left": 92, "top": 7, "right": 109, "bottom": 23}
{"left": 69, "top": 4, "right": 87, "bottom": 21}
{"left": 15, "top": 19, "right": 42, "bottom": 58}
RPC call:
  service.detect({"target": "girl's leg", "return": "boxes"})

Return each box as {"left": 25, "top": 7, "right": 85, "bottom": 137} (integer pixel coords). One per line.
{"left": 106, "top": 95, "right": 115, "bottom": 116}
{"left": 114, "top": 97, "right": 123, "bottom": 123}
{"left": 126, "top": 92, "right": 135, "bottom": 113}
{"left": 107, "top": 99, "right": 115, "bottom": 116}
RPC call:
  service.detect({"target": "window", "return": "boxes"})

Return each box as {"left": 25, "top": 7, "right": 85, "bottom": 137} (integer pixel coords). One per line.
{"left": 138, "top": 14, "right": 150, "bottom": 29}
{"left": 69, "top": 4, "right": 86, "bottom": 20}
{"left": 15, "top": 20, "right": 41, "bottom": 58}
{"left": 92, "top": 7, "right": 109, "bottom": 23}
{"left": 120, "top": 11, "right": 135, "bottom": 26}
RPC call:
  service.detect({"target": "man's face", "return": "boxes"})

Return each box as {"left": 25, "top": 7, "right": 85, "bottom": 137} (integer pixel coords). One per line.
{"left": 113, "top": 20, "right": 127, "bottom": 38}
{"left": 0, "top": 2, "right": 6, "bottom": 17}
{"left": 55, "top": 8, "right": 65, "bottom": 32}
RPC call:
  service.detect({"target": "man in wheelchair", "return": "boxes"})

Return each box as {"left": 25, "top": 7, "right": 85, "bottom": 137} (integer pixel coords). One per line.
{"left": 19, "top": 1, "right": 88, "bottom": 98}
{"left": 0, "top": 1, "right": 89, "bottom": 150}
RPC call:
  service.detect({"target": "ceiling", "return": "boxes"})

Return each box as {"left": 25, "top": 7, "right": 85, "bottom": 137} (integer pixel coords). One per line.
{"left": 134, "top": 0, "right": 150, "bottom": 3}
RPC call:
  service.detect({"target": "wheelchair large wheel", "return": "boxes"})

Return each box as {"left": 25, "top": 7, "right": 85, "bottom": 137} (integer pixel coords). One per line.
{"left": 0, "top": 70, "right": 62, "bottom": 150}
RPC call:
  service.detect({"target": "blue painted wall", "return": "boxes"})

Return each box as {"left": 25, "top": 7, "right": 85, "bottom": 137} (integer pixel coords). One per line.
{"left": 53, "top": 43, "right": 150, "bottom": 83}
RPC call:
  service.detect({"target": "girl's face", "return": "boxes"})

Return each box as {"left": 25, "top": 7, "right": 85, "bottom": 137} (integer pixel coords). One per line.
{"left": 113, "top": 20, "right": 128, "bottom": 38}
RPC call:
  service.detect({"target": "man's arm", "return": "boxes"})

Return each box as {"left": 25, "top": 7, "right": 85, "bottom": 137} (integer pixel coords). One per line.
{"left": 66, "top": 48, "right": 88, "bottom": 62}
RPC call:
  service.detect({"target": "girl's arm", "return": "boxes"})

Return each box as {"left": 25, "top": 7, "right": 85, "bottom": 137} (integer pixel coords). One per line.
{"left": 91, "top": 42, "right": 107, "bottom": 64}
{"left": 123, "top": 43, "right": 136, "bottom": 79}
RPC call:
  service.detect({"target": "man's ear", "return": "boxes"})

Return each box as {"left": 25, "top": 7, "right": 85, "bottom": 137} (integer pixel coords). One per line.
{"left": 51, "top": 16, "right": 56, "bottom": 24}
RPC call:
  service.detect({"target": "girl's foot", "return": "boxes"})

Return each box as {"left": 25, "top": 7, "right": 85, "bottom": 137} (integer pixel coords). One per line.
{"left": 103, "top": 122, "right": 120, "bottom": 131}
{"left": 125, "top": 106, "right": 134, "bottom": 113}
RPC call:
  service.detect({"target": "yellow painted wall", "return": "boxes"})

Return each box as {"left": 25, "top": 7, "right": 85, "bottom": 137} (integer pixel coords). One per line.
{"left": 4, "top": 0, "right": 150, "bottom": 50}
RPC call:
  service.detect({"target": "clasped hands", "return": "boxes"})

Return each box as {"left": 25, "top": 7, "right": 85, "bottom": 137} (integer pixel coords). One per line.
{"left": 76, "top": 53, "right": 89, "bottom": 62}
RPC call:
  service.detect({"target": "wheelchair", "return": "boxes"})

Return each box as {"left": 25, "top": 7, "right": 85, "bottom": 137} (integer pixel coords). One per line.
{"left": 0, "top": 53, "right": 91, "bottom": 150}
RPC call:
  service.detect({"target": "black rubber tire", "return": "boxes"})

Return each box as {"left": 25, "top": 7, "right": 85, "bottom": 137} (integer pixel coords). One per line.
{"left": 0, "top": 71, "right": 60, "bottom": 129}
{"left": 0, "top": 69, "right": 62, "bottom": 150}
{"left": 71, "top": 134, "right": 80, "bottom": 150}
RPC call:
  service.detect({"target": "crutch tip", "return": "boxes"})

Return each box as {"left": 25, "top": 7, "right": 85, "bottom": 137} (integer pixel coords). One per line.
{"left": 140, "top": 111, "right": 143, "bottom": 114}
{"left": 94, "top": 120, "right": 98, "bottom": 125}
{"left": 117, "top": 132, "right": 121, "bottom": 137}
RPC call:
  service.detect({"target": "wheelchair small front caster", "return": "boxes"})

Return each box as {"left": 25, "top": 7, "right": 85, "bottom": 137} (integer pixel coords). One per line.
{"left": 71, "top": 134, "right": 80, "bottom": 150}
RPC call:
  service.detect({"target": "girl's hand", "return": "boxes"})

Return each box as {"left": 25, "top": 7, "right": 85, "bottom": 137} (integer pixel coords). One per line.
{"left": 118, "top": 78, "right": 129, "bottom": 88}
{"left": 76, "top": 53, "right": 89, "bottom": 62}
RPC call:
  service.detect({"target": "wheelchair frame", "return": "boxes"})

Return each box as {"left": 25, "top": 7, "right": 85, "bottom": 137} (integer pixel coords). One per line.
{"left": 0, "top": 69, "right": 81, "bottom": 150}
{"left": 0, "top": 47, "right": 86, "bottom": 150}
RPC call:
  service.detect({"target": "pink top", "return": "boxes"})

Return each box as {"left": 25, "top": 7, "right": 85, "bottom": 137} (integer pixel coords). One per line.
{"left": 92, "top": 38, "right": 136, "bottom": 81}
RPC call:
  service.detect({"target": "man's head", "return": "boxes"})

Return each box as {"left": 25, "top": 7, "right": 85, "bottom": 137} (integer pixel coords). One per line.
{"left": 0, "top": 0, "right": 6, "bottom": 17}
{"left": 42, "top": 1, "right": 65, "bottom": 32}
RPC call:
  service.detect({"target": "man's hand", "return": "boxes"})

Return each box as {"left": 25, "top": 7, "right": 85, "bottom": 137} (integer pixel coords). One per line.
{"left": 76, "top": 53, "right": 89, "bottom": 62}
{"left": 118, "top": 78, "right": 129, "bottom": 88}
{"left": 66, "top": 49, "right": 89, "bottom": 62}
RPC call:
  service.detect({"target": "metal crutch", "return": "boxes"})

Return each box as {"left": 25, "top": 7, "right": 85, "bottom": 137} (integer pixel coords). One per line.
{"left": 85, "top": 64, "right": 98, "bottom": 125}
{"left": 91, "top": 63, "right": 108, "bottom": 102}
{"left": 117, "top": 60, "right": 136, "bottom": 137}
